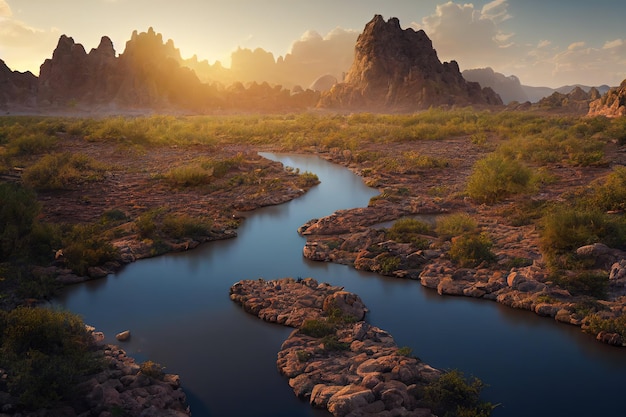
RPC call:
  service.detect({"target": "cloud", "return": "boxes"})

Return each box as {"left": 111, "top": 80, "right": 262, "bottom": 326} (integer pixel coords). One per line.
{"left": 411, "top": 0, "right": 625, "bottom": 87}
{"left": 0, "top": 1, "right": 61, "bottom": 74}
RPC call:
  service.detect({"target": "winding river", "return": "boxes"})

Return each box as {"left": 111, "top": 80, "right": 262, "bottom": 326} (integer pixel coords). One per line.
{"left": 54, "top": 153, "right": 626, "bottom": 417}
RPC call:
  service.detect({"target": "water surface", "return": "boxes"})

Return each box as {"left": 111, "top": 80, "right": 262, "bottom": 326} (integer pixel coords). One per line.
{"left": 54, "top": 153, "right": 626, "bottom": 417}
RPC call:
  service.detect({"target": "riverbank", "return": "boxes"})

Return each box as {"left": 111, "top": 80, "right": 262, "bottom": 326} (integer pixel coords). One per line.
{"left": 0, "top": 327, "right": 190, "bottom": 417}
{"left": 293, "top": 140, "right": 626, "bottom": 347}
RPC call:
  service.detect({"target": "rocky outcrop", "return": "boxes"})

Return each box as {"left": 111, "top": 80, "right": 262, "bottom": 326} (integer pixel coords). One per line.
{"left": 0, "top": 329, "right": 190, "bottom": 417}
{"left": 319, "top": 15, "right": 502, "bottom": 111}
{"left": 0, "top": 59, "right": 37, "bottom": 110}
{"left": 588, "top": 79, "right": 626, "bottom": 117}
{"left": 536, "top": 86, "right": 601, "bottom": 114}
{"left": 230, "top": 277, "right": 463, "bottom": 417}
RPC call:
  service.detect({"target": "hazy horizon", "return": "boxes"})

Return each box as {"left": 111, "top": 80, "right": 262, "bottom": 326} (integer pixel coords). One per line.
{"left": 1, "top": 0, "right": 625, "bottom": 88}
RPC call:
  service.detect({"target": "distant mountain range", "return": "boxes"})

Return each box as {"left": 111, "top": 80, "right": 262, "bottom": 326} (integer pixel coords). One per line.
{"left": 0, "top": 18, "right": 623, "bottom": 116}
{"left": 462, "top": 67, "right": 612, "bottom": 104}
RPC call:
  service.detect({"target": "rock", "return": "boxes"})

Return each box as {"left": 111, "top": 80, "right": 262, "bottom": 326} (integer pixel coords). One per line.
{"left": 327, "top": 385, "right": 375, "bottom": 417}
{"left": 576, "top": 243, "right": 626, "bottom": 269}
{"left": 588, "top": 79, "right": 626, "bottom": 118}
{"left": 116, "top": 330, "right": 131, "bottom": 341}
{"left": 319, "top": 15, "right": 502, "bottom": 111}
{"left": 323, "top": 291, "right": 368, "bottom": 321}
{"left": 609, "top": 260, "right": 626, "bottom": 281}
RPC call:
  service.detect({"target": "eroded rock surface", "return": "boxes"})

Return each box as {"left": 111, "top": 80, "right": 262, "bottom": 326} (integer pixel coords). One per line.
{"left": 230, "top": 277, "right": 445, "bottom": 417}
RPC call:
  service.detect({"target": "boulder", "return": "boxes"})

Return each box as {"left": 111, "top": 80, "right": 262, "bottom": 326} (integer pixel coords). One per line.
{"left": 323, "top": 291, "right": 368, "bottom": 321}
{"left": 116, "top": 330, "right": 131, "bottom": 341}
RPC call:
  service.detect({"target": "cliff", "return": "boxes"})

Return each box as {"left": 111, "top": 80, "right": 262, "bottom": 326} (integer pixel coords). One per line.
{"left": 319, "top": 15, "right": 502, "bottom": 111}
{"left": 588, "top": 79, "right": 626, "bottom": 117}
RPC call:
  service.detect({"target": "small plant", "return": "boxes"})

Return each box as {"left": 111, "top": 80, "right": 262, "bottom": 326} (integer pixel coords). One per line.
{"left": 296, "top": 350, "right": 312, "bottom": 363}
{"left": 449, "top": 233, "right": 496, "bottom": 268}
{"left": 435, "top": 213, "right": 478, "bottom": 239}
{"left": 296, "top": 171, "right": 320, "bottom": 188}
{"left": 139, "top": 360, "right": 164, "bottom": 379}
{"left": 320, "top": 335, "right": 351, "bottom": 351}
{"left": 584, "top": 313, "right": 626, "bottom": 339}
{"left": 300, "top": 319, "right": 336, "bottom": 338}
{"left": 420, "top": 370, "right": 494, "bottom": 417}
{"left": 553, "top": 272, "right": 609, "bottom": 299}
{"left": 377, "top": 253, "right": 402, "bottom": 275}
{"left": 397, "top": 346, "right": 414, "bottom": 357}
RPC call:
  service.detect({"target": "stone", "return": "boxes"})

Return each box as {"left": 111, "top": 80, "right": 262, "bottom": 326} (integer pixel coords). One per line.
{"left": 115, "top": 330, "right": 131, "bottom": 341}
{"left": 323, "top": 291, "right": 368, "bottom": 321}
{"left": 588, "top": 79, "right": 626, "bottom": 118}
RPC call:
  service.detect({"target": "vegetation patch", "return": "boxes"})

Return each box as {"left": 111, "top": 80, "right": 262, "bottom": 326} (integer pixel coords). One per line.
{"left": 22, "top": 152, "right": 108, "bottom": 191}
{"left": 418, "top": 370, "right": 494, "bottom": 417}
{"left": 449, "top": 232, "right": 496, "bottom": 268}
{"left": 466, "top": 154, "right": 534, "bottom": 204}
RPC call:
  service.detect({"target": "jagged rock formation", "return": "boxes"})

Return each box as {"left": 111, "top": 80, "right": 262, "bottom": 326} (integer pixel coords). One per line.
{"left": 319, "top": 15, "right": 502, "bottom": 111}
{"left": 462, "top": 67, "right": 529, "bottom": 104}
{"left": 535, "top": 86, "right": 601, "bottom": 114}
{"left": 0, "top": 59, "right": 37, "bottom": 110}
{"left": 588, "top": 79, "right": 626, "bottom": 117}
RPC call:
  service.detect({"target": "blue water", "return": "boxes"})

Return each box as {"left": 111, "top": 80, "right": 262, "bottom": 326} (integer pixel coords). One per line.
{"left": 54, "top": 153, "right": 626, "bottom": 417}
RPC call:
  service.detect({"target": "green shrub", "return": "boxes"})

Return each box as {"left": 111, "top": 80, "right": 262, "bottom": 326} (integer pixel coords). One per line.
{"left": 584, "top": 166, "right": 626, "bottom": 212}
{"left": 467, "top": 154, "right": 534, "bottom": 204}
{"left": 435, "top": 213, "right": 478, "bottom": 239}
{"left": 386, "top": 217, "right": 432, "bottom": 248}
{"left": 0, "top": 307, "right": 103, "bottom": 409}
{"left": 296, "top": 350, "right": 312, "bottom": 362}
{"left": 320, "top": 334, "right": 350, "bottom": 351}
{"left": 22, "top": 153, "right": 107, "bottom": 190}
{"left": 397, "top": 346, "right": 414, "bottom": 357}
{"left": 540, "top": 206, "right": 626, "bottom": 268}
{"left": 420, "top": 370, "right": 493, "bottom": 417}
{"left": 449, "top": 233, "right": 496, "bottom": 268}
{"left": 6, "top": 133, "right": 57, "bottom": 156}
{"left": 553, "top": 272, "right": 609, "bottom": 299}
{"left": 61, "top": 223, "right": 119, "bottom": 276}
{"left": 296, "top": 171, "right": 319, "bottom": 188}
{"left": 161, "top": 213, "right": 212, "bottom": 240}
{"left": 139, "top": 360, "right": 164, "bottom": 379}
{"left": 0, "top": 183, "right": 41, "bottom": 260}
{"left": 378, "top": 253, "right": 402, "bottom": 275}
{"left": 585, "top": 313, "right": 626, "bottom": 339}
{"left": 300, "top": 319, "right": 336, "bottom": 338}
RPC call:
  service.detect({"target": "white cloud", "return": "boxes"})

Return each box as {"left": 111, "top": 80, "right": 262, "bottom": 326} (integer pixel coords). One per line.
{"left": 0, "top": 1, "right": 60, "bottom": 74}
{"left": 411, "top": 0, "right": 625, "bottom": 87}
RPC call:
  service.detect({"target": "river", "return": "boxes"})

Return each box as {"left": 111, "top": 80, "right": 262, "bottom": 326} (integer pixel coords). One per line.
{"left": 54, "top": 153, "right": 626, "bottom": 417}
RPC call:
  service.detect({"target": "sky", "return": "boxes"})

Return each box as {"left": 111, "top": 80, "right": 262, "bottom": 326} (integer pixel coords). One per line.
{"left": 0, "top": 0, "right": 625, "bottom": 88}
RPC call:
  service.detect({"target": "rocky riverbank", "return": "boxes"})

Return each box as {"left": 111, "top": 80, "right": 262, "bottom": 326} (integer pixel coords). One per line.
{"left": 298, "top": 205, "right": 626, "bottom": 347}
{"left": 0, "top": 328, "right": 190, "bottom": 417}
{"left": 230, "top": 277, "right": 490, "bottom": 417}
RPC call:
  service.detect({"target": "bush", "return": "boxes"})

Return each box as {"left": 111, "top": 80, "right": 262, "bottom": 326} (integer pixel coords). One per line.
{"left": 0, "top": 183, "right": 41, "bottom": 261}
{"left": 300, "top": 319, "right": 336, "bottom": 338}
{"left": 161, "top": 213, "right": 212, "bottom": 240}
{"left": 296, "top": 171, "right": 319, "bottom": 188}
{"left": 449, "top": 233, "right": 496, "bottom": 268}
{"left": 22, "top": 153, "right": 107, "bottom": 191}
{"left": 420, "top": 370, "right": 493, "bottom": 417}
{"left": 385, "top": 217, "right": 432, "bottom": 249}
{"left": 540, "top": 206, "right": 626, "bottom": 268}
{"left": 553, "top": 272, "right": 609, "bottom": 299}
{"left": 466, "top": 154, "right": 533, "bottom": 204}
{"left": 584, "top": 166, "right": 626, "bottom": 212}
{"left": 585, "top": 313, "right": 626, "bottom": 339}
{"left": 0, "top": 307, "right": 103, "bottom": 409}
{"left": 435, "top": 213, "right": 478, "bottom": 239}
{"left": 139, "top": 360, "right": 164, "bottom": 379}
{"left": 61, "top": 223, "right": 119, "bottom": 276}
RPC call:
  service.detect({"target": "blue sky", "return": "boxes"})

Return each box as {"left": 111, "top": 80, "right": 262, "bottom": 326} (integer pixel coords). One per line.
{"left": 1, "top": 0, "right": 624, "bottom": 87}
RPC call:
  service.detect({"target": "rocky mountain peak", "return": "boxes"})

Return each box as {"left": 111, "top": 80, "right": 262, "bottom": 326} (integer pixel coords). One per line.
{"left": 588, "top": 79, "right": 626, "bottom": 117}
{"left": 90, "top": 36, "right": 116, "bottom": 60}
{"left": 320, "top": 15, "right": 502, "bottom": 111}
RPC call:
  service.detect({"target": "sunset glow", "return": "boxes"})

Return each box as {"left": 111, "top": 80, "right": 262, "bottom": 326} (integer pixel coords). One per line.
{"left": 0, "top": 0, "right": 624, "bottom": 88}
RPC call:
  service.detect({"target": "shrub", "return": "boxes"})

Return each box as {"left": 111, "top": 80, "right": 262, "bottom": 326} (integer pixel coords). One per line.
{"left": 435, "top": 213, "right": 478, "bottom": 239}
{"left": 300, "top": 319, "right": 336, "bottom": 338}
{"left": 161, "top": 213, "right": 212, "bottom": 240}
{"left": 320, "top": 334, "right": 350, "bottom": 351}
{"left": 385, "top": 217, "right": 432, "bottom": 249}
{"left": 584, "top": 166, "right": 626, "bottom": 212}
{"left": 0, "top": 183, "right": 41, "bottom": 260}
{"left": 0, "top": 307, "right": 103, "bottom": 409}
{"left": 553, "top": 272, "right": 609, "bottom": 299}
{"left": 584, "top": 313, "right": 626, "bottom": 339}
{"left": 449, "top": 233, "right": 496, "bottom": 268}
{"left": 420, "top": 370, "right": 494, "bottom": 417}
{"left": 466, "top": 154, "right": 534, "bottom": 204}
{"left": 378, "top": 253, "right": 402, "bottom": 275}
{"left": 61, "top": 223, "right": 119, "bottom": 276}
{"left": 540, "top": 206, "right": 626, "bottom": 268}
{"left": 296, "top": 350, "right": 312, "bottom": 362}
{"left": 22, "top": 153, "right": 107, "bottom": 191}
{"left": 296, "top": 171, "right": 320, "bottom": 188}
{"left": 5, "top": 133, "right": 57, "bottom": 156}
{"left": 139, "top": 360, "right": 164, "bottom": 379}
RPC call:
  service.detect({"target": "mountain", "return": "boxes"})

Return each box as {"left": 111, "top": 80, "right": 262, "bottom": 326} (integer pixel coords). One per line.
{"left": 0, "top": 59, "right": 37, "bottom": 111}
{"left": 533, "top": 85, "right": 601, "bottom": 114}
{"left": 462, "top": 68, "right": 529, "bottom": 104}
{"left": 18, "top": 28, "right": 319, "bottom": 114}
{"left": 319, "top": 15, "right": 502, "bottom": 111}
{"left": 588, "top": 79, "right": 626, "bottom": 117}
{"left": 463, "top": 67, "right": 612, "bottom": 104}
